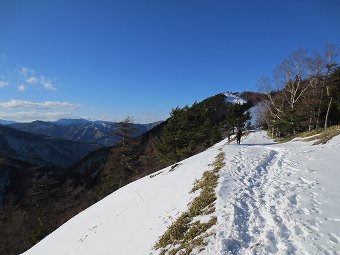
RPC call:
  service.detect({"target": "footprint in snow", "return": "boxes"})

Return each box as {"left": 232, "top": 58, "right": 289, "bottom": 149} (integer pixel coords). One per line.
{"left": 329, "top": 233, "right": 340, "bottom": 244}
{"left": 265, "top": 230, "right": 279, "bottom": 253}
{"left": 294, "top": 225, "right": 306, "bottom": 237}
{"left": 288, "top": 194, "right": 298, "bottom": 206}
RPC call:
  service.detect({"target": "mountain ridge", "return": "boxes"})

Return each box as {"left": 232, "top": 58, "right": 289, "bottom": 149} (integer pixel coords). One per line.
{"left": 0, "top": 125, "right": 101, "bottom": 167}
{"left": 8, "top": 119, "right": 163, "bottom": 147}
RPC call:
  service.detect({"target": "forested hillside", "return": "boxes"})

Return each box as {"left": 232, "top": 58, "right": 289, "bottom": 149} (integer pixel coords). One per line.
{"left": 0, "top": 125, "right": 166, "bottom": 255}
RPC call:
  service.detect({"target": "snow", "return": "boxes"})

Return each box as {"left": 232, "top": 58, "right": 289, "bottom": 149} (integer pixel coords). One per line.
{"left": 224, "top": 93, "right": 247, "bottom": 105}
{"left": 22, "top": 131, "right": 340, "bottom": 255}
{"left": 249, "top": 103, "right": 264, "bottom": 127}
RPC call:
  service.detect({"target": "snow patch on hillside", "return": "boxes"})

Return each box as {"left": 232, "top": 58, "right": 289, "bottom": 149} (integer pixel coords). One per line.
{"left": 249, "top": 103, "right": 264, "bottom": 127}
{"left": 224, "top": 93, "right": 247, "bottom": 105}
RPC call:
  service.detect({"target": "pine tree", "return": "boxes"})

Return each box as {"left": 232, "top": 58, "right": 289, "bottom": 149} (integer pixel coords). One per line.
{"left": 154, "top": 94, "right": 251, "bottom": 163}
{"left": 115, "top": 116, "right": 137, "bottom": 146}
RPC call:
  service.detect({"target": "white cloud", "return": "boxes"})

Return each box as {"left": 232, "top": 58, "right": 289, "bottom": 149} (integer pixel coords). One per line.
{"left": 19, "top": 66, "right": 57, "bottom": 91}
{"left": 20, "top": 66, "right": 34, "bottom": 76}
{"left": 0, "top": 99, "right": 80, "bottom": 110}
{"left": 26, "top": 76, "right": 38, "bottom": 84}
{"left": 0, "top": 111, "right": 74, "bottom": 122}
{"left": 17, "top": 84, "right": 26, "bottom": 92}
{"left": 39, "top": 76, "right": 57, "bottom": 90}
{"left": 0, "top": 80, "right": 9, "bottom": 88}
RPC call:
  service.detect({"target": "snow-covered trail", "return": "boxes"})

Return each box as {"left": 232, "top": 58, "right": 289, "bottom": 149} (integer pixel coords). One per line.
{"left": 205, "top": 131, "right": 340, "bottom": 255}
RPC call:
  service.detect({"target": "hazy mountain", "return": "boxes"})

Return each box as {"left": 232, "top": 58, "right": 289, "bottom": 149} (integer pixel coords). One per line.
{"left": 0, "top": 119, "right": 17, "bottom": 125}
{"left": 54, "top": 118, "right": 92, "bottom": 125}
{"left": 0, "top": 125, "right": 101, "bottom": 167}
{"left": 9, "top": 119, "right": 163, "bottom": 147}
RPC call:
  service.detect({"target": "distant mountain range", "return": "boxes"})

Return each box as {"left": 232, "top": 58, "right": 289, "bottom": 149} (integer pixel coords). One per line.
{"left": 0, "top": 125, "right": 101, "bottom": 167}
{"left": 0, "top": 119, "right": 17, "bottom": 125}
{"left": 7, "top": 119, "right": 163, "bottom": 147}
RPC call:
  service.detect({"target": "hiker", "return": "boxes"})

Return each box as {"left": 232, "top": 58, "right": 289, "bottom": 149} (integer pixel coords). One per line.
{"left": 236, "top": 129, "right": 242, "bottom": 144}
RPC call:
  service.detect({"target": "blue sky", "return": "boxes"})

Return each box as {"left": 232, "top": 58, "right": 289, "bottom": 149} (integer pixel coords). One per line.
{"left": 0, "top": 0, "right": 339, "bottom": 123}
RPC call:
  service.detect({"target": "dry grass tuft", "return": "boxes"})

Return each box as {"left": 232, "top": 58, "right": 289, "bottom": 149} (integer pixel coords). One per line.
{"left": 304, "top": 125, "right": 340, "bottom": 145}
{"left": 268, "top": 125, "right": 340, "bottom": 144}
{"left": 154, "top": 151, "right": 225, "bottom": 254}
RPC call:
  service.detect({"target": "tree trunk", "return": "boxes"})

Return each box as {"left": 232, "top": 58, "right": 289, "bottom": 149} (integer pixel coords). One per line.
{"left": 316, "top": 86, "right": 324, "bottom": 129}
{"left": 324, "top": 97, "right": 333, "bottom": 130}
{"left": 308, "top": 116, "right": 312, "bottom": 131}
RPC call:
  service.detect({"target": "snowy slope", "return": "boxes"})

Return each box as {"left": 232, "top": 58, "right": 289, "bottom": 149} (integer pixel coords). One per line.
{"left": 22, "top": 138, "right": 225, "bottom": 255}
{"left": 23, "top": 131, "right": 340, "bottom": 255}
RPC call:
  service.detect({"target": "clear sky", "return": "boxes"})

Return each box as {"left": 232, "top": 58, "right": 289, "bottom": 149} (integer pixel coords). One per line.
{"left": 0, "top": 0, "right": 339, "bottom": 123}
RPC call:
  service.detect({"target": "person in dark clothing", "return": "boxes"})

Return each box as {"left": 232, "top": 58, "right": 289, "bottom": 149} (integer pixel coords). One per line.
{"left": 236, "top": 129, "right": 242, "bottom": 144}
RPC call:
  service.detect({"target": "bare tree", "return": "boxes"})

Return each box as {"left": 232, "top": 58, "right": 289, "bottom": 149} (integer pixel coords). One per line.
{"left": 304, "top": 51, "right": 326, "bottom": 130}
{"left": 324, "top": 43, "right": 339, "bottom": 129}
{"left": 273, "top": 48, "right": 330, "bottom": 134}
{"left": 325, "top": 42, "right": 338, "bottom": 75}
{"left": 274, "top": 49, "right": 311, "bottom": 112}
{"left": 257, "top": 77, "right": 286, "bottom": 137}
{"left": 258, "top": 43, "right": 339, "bottom": 136}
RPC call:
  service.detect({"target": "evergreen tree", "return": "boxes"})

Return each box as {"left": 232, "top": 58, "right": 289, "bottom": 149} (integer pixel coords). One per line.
{"left": 325, "top": 67, "right": 340, "bottom": 126}
{"left": 115, "top": 116, "right": 137, "bottom": 146}
{"left": 154, "top": 94, "right": 251, "bottom": 163}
